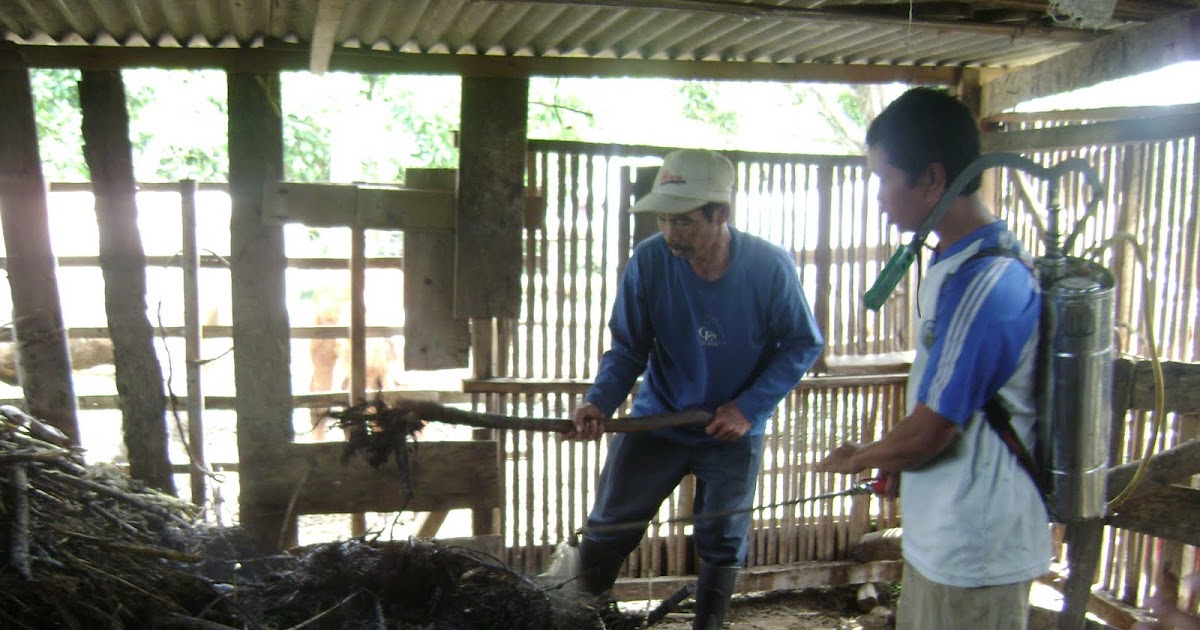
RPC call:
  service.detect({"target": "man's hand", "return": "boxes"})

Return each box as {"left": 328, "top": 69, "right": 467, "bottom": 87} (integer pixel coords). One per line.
{"left": 705, "top": 402, "right": 751, "bottom": 442}
{"left": 878, "top": 469, "right": 900, "bottom": 498}
{"left": 565, "top": 402, "right": 606, "bottom": 441}
{"left": 815, "top": 443, "right": 867, "bottom": 474}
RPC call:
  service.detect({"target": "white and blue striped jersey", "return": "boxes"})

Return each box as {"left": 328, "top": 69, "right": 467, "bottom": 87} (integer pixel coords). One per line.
{"left": 902, "top": 220, "right": 1052, "bottom": 588}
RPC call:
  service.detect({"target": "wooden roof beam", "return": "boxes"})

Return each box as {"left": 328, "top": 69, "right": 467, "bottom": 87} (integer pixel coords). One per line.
{"left": 982, "top": 8, "right": 1200, "bottom": 116}
{"left": 308, "top": 0, "right": 346, "bottom": 74}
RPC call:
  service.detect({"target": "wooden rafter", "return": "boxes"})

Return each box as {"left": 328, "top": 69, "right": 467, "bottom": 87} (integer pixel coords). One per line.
{"left": 309, "top": 0, "right": 346, "bottom": 75}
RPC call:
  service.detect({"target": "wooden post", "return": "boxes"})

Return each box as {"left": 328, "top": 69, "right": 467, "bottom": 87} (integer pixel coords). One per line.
{"left": 1061, "top": 518, "right": 1107, "bottom": 630}
{"left": 1155, "top": 413, "right": 1198, "bottom": 614}
{"left": 954, "top": 68, "right": 984, "bottom": 122}
{"left": 0, "top": 55, "right": 80, "bottom": 444}
{"left": 458, "top": 76, "right": 526, "bottom": 537}
{"left": 349, "top": 224, "right": 367, "bottom": 401}
{"left": 470, "top": 317, "right": 498, "bottom": 535}
{"left": 454, "top": 76, "right": 527, "bottom": 320}
{"left": 78, "top": 69, "right": 175, "bottom": 494}
{"left": 180, "top": 180, "right": 207, "bottom": 506}
{"left": 228, "top": 71, "right": 294, "bottom": 551}
{"left": 347, "top": 222, "right": 368, "bottom": 537}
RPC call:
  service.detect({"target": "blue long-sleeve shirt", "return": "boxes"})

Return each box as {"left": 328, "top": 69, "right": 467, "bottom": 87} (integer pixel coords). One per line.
{"left": 587, "top": 228, "right": 825, "bottom": 445}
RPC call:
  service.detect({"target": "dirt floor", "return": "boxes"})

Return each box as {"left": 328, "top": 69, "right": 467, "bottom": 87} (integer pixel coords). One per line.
{"left": 626, "top": 583, "right": 1091, "bottom": 630}
{"left": 624, "top": 586, "right": 897, "bottom": 630}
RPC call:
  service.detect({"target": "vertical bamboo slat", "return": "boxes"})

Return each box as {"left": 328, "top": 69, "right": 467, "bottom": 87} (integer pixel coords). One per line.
{"left": 816, "top": 388, "right": 830, "bottom": 561}
{"left": 537, "top": 394, "right": 550, "bottom": 572}
{"left": 596, "top": 154, "right": 612, "bottom": 372}
{"left": 566, "top": 153, "right": 580, "bottom": 381}
{"left": 794, "top": 390, "right": 808, "bottom": 561}
{"left": 814, "top": 165, "right": 834, "bottom": 370}
{"left": 554, "top": 152, "right": 567, "bottom": 381}
{"left": 582, "top": 155, "right": 596, "bottom": 381}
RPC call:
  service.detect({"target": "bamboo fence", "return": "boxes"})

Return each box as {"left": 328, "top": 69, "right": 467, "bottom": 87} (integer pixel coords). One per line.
{"left": 10, "top": 120, "right": 1198, "bottom": 606}
{"left": 463, "top": 132, "right": 1200, "bottom": 599}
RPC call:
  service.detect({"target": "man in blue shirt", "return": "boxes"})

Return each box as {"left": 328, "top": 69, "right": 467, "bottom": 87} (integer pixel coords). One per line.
{"left": 816, "top": 88, "right": 1050, "bottom": 629}
{"left": 567, "top": 148, "right": 824, "bottom": 629}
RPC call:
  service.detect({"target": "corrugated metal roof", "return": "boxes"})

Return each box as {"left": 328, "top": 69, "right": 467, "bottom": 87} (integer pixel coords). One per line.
{"left": 0, "top": 1, "right": 1188, "bottom": 70}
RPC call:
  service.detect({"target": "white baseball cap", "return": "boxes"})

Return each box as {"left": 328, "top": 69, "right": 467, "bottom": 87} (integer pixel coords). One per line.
{"left": 630, "top": 149, "right": 734, "bottom": 215}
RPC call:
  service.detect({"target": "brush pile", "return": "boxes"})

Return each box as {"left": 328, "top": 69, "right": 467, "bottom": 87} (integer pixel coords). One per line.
{"left": 0, "top": 405, "right": 644, "bottom": 629}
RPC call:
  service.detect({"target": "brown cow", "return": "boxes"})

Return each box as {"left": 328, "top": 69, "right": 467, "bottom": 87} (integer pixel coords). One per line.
{"left": 307, "top": 294, "right": 400, "bottom": 440}
{"left": 0, "top": 338, "right": 116, "bottom": 386}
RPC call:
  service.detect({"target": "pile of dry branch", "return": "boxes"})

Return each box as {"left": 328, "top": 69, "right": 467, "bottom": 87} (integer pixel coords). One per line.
{"left": 0, "top": 405, "right": 644, "bottom": 629}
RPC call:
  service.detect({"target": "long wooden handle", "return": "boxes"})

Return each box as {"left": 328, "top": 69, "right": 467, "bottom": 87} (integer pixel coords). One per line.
{"left": 390, "top": 399, "right": 713, "bottom": 433}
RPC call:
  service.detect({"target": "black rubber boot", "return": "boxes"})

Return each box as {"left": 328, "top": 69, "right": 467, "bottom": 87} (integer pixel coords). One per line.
{"left": 577, "top": 537, "right": 626, "bottom": 599}
{"left": 692, "top": 564, "right": 739, "bottom": 630}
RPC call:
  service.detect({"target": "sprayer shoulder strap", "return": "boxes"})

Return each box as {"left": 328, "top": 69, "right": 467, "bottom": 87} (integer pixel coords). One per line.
{"left": 963, "top": 246, "right": 1048, "bottom": 500}
{"left": 980, "top": 397, "right": 1048, "bottom": 498}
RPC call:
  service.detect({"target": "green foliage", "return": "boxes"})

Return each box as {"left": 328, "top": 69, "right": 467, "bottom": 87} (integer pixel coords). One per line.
{"left": 281, "top": 72, "right": 459, "bottom": 183}
{"left": 680, "top": 81, "right": 737, "bottom": 136}
{"left": 284, "top": 113, "right": 334, "bottom": 182}
{"left": 31, "top": 69, "right": 463, "bottom": 185}
{"left": 29, "top": 69, "right": 87, "bottom": 181}
{"left": 838, "top": 91, "right": 868, "bottom": 129}
{"left": 124, "top": 69, "right": 228, "bottom": 182}
{"left": 529, "top": 78, "right": 594, "bottom": 141}
{"left": 29, "top": 69, "right": 869, "bottom": 185}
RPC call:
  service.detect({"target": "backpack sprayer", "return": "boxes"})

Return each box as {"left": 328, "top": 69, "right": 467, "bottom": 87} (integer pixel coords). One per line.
{"left": 864, "top": 152, "right": 1115, "bottom": 523}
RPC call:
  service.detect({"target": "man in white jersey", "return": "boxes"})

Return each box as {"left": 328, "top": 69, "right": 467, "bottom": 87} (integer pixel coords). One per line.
{"left": 816, "top": 87, "right": 1050, "bottom": 630}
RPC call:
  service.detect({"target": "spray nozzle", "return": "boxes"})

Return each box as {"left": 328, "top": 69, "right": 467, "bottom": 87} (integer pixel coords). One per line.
{"left": 864, "top": 244, "right": 918, "bottom": 311}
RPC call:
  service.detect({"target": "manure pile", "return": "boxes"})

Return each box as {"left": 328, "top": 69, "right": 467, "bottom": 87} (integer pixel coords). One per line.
{"left": 0, "top": 406, "right": 644, "bottom": 629}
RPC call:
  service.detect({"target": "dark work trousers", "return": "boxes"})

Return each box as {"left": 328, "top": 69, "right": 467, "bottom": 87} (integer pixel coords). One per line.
{"left": 583, "top": 431, "right": 765, "bottom": 567}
